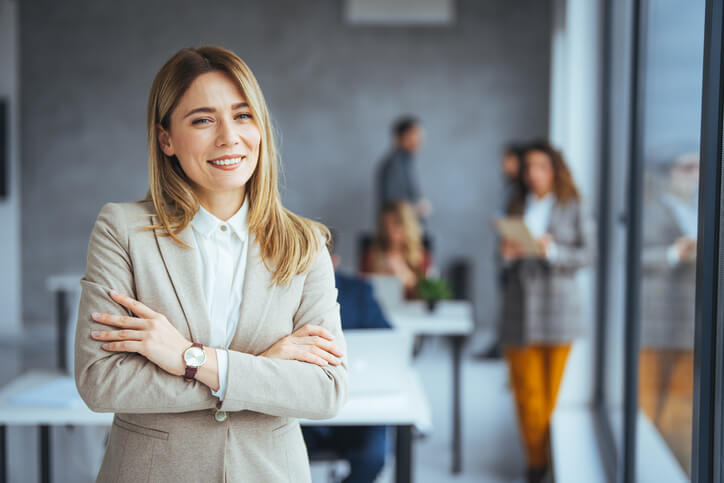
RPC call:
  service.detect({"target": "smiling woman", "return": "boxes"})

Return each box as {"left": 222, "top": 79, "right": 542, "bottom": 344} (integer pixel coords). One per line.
{"left": 73, "top": 46, "right": 347, "bottom": 483}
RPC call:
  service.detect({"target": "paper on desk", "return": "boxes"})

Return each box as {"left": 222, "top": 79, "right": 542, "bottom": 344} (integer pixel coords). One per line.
{"left": 9, "top": 376, "right": 85, "bottom": 408}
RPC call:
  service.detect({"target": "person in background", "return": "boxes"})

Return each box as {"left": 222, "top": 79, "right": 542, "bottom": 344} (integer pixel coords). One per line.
{"left": 499, "top": 140, "right": 593, "bottom": 483}
{"left": 501, "top": 143, "right": 529, "bottom": 215}
{"left": 302, "top": 232, "right": 391, "bottom": 483}
{"left": 476, "top": 142, "right": 529, "bottom": 359}
{"left": 639, "top": 152, "right": 699, "bottom": 476}
{"left": 375, "top": 115, "right": 432, "bottom": 222}
{"left": 360, "top": 201, "right": 433, "bottom": 299}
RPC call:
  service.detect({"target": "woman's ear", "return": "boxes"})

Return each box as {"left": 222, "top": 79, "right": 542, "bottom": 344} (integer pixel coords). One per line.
{"left": 156, "top": 124, "right": 174, "bottom": 157}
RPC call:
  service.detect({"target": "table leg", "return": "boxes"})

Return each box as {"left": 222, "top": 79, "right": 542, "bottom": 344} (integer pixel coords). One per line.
{"left": 451, "top": 335, "right": 464, "bottom": 474}
{"left": 1, "top": 425, "right": 6, "bottom": 483}
{"left": 395, "top": 425, "right": 413, "bottom": 483}
{"left": 56, "top": 291, "right": 69, "bottom": 373}
{"left": 40, "top": 425, "right": 50, "bottom": 483}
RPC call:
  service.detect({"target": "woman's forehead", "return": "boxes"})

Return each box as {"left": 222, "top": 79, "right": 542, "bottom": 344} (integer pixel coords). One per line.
{"left": 177, "top": 71, "right": 247, "bottom": 113}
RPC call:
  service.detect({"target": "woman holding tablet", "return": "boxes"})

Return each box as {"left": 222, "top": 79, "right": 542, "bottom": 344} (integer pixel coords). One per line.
{"left": 74, "top": 46, "right": 347, "bottom": 482}
{"left": 499, "top": 140, "right": 592, "bottom": 483}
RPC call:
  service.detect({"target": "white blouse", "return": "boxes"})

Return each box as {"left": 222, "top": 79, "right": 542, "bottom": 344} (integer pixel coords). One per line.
{"left": 189, "top": 199, "right": 250, "bottom": 401}
{"left": 523, "top": 192, "right": 558, "bottom": 261}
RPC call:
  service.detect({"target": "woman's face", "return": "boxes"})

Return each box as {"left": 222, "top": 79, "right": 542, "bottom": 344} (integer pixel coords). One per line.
{"left": 524, "top": 149, "right": 555, "bottom": 196}
{"left": 502, "top": 153, "right": 520, "bottom": 179}
{"left": 382, "top": 212, "right": 405, "bottom": 247}
{"left": 157, "top": 71, "right": 261, "bottom": 204}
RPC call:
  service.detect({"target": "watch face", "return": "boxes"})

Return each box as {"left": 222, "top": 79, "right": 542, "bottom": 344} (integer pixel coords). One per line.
{"left": 184, "top": 346, "right": 206, "bottom": 367}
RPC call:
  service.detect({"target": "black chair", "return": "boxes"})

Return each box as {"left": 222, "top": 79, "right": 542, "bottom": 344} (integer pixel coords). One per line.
{"left": 446, "top": 257, "right": 473, "bottom": 300}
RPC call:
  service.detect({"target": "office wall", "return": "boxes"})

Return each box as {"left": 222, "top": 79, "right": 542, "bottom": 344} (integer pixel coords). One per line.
{"left": 0, "top": 0, "right": 21, "bottom": 337}
{"left": 19, "top": 0, "right": 552, "bottom": 330}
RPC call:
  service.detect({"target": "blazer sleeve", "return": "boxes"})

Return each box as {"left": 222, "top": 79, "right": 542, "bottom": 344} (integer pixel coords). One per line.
{"left": 217, "top": 239, "right": 349, "bottom": 420}
{"left": 74, "top": 202, "right": 219, "bottom": 414}
{"left": 548, "top": 202, "right": 596, "bottom": 271}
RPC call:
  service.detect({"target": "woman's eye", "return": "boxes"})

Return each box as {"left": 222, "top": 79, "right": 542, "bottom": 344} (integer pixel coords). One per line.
{"left": 236, "top": 113, "right": 252, "bottom": 120}
{"left": 192, "top": 118, "right": 211, "bottom": 125}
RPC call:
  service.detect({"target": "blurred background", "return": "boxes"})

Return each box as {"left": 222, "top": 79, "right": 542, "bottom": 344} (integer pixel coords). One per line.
{"left": 0, "top": 0, "right": 721, "bottom": 482}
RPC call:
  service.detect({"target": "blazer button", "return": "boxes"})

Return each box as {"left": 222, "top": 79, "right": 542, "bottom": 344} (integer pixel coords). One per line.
{"left": 220, "top": 225, "right": 228, "bottom": 232}
{"left": 214, "top": 410, "right": 227, "bottom": 422}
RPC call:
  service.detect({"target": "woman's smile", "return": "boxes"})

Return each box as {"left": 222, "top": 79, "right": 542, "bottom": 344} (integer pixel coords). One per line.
{"left": 208, "top": 155, "right": 245, "bottom": 170}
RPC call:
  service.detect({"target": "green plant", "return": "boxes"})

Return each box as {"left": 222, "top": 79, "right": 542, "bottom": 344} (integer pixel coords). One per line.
{"left": 417, "top": 277, "right": 453, "bottom": 302}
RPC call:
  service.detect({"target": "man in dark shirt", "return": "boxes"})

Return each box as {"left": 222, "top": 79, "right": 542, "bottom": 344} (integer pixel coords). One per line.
{"left": 301, "top": 236, "right": 391, "bottom": 483}
{"left": 376, "top": 115, "right": 432, "bottom": 221}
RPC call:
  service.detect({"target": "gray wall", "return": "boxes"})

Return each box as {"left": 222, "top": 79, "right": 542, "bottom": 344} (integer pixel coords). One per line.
{"left": 20, "top": 0, "right": 551, "bottom": 330}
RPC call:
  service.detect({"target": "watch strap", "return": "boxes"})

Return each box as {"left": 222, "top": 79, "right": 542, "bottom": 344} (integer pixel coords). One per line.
{"left": 183, "top": 342, "right": 204, "bottom": 381}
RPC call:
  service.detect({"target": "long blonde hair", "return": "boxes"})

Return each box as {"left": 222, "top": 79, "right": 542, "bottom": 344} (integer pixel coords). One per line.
{"left": 139, "top": 46, "right": 329, "bottom": 286}
{"left": 374, "top": 201, "right": 424, "bottom": 270}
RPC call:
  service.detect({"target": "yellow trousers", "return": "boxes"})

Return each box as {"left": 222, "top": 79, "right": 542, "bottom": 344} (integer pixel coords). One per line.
{"left": 504, "top": 343, "right": 572, "bottom": 469}
{"left": 638, "top": 348, "right": 693, "bottom": 476}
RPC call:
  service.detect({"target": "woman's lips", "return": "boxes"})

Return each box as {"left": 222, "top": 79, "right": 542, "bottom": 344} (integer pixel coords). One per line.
{"left": 208, "top": 156, "right": 243, "bottom": 171}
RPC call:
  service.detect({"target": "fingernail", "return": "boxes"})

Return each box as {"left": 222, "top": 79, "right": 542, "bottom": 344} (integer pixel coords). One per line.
{"left": 91, "top": 331, "right": 99, "bottom": 337}
{"left": 102, "top": 343, "right": 109, "bottom": 349}
{"left": 91, "top": 312, "right": 100, "bottom": 318}
{"left": 109, "top": 290, "right": 118, "bottom": 296}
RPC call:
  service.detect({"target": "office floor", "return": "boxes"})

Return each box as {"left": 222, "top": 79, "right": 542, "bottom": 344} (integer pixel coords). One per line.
{"left": 1, "top": 327, "right": 527, "bottom": 483}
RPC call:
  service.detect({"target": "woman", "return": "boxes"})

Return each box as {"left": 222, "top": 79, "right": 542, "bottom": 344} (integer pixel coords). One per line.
{"left": 360, "top": 201, "right": 432, "bottom": 299}
{"left": 499, "top": 140, "right": 592, "bottom": 483}
{"left": 501, "top": 142, "right": 528, "bottom": 215}
{"left": 639, "top": 153, "right": 699, "bottom": 475}
{"left": 74, "top": 46, "right": 347, "bottom": 483}
{"left": 477, "top": 142, "right": 529, "bottom": 359}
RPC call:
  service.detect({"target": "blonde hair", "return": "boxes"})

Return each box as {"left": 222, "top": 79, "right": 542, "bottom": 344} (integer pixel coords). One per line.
{"left": 139, "top": 46, "right": 329, "bottom": 286}
{"left": 375, "top": 201, "right": 424, "bottom": 270}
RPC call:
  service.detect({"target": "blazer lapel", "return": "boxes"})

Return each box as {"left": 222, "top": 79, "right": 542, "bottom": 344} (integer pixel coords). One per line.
{"left": 229, "top": 232, "right": 276, "bottom": 354}
{"left": 154, "top": 220, "right": 212, "bottom": 346}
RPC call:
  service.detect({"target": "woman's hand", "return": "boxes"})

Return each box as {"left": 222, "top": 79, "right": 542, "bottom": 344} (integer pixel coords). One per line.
{"left": 90, "top": 290, "right": 191, "bottom": 377}
{"left": 501, "top": 239, "right": 524, "bottom": 260}
{"left": 537, "top": 233, "right": 554, "bottom": 257}
{"left": 260, "top": 324, "right": 344, "bottom": 367}
{"left": 387, "top": 253, "right": 418, "bottom": 289}
{"left": 673, "top": 236, "right": 697, "bottom": 261}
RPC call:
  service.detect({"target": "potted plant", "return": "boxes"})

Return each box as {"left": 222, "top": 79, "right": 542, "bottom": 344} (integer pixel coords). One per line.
{"left": 417, "top": 277, "right": 453, "bottom": 312}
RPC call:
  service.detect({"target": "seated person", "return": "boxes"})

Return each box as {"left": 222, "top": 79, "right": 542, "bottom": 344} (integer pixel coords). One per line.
{"left": 302, "top": 233, "right": 391, "bottom": 483}
{"left": 360, "top": 201, "right": 432, "bottom": 299}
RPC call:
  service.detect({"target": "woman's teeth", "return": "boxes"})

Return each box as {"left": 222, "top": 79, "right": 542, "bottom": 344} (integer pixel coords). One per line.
{"left": 209, "top": 157, "right": 242, "bottom": 166}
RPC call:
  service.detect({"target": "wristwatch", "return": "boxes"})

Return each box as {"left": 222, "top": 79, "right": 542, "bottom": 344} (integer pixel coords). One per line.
{"left": 182, "top": 342, "right": 206, "bottom": 381}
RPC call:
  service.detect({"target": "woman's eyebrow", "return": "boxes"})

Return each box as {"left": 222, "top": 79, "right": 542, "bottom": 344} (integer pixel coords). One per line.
{"left": 183, "top": 102, "right": 249, "bottom": 119}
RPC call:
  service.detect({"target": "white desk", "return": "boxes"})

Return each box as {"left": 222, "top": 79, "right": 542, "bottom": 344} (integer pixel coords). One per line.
{"left": 1, "top": 365, "right": 431, "bottom": 483}
{"left": 385, "top": 300, "right": 475, "bottom": 336}
{"left": 384, "top": 300, "right": 474, "bottom": 475}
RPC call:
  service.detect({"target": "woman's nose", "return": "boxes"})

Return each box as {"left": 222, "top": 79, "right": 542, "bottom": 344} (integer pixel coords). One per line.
{"left": 216, "top": 118, "right": 240, "bottom": 147}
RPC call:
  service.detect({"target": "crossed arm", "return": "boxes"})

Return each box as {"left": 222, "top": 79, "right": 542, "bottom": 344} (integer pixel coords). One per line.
{"left": 74, "top": 203, "right": 348, "bottom": 419}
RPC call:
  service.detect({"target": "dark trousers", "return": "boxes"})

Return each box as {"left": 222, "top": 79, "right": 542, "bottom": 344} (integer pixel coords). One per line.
{"left": 302, "top": 425, "right": 387, "bottom": 483}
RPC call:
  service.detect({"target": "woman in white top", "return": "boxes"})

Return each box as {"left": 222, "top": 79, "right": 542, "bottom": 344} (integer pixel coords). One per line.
{"left": 498, "top": 140, "right": 593, "bottom": 483}
{"left": 75, "top": 46, "right": 347, "bottom": 482}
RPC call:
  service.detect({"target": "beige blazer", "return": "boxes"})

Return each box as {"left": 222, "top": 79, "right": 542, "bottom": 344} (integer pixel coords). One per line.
{"left": 74, "top": 200, "right": 348, "bottom": 483}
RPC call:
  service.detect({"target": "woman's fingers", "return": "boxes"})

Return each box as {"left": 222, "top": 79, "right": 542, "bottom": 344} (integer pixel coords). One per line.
{"left": 310, "top": 345, "right": 342, "bottom": 366}
{"left": 91, "top": 329, "right": 145, "bottom": 341}
{"left": 108, "top": 290, "right": 158, "bottom": 319}
{"left": 293, "top": 347, "right": 330, "bottom": 367}
{"left": 100, "top": 340, "right": 144, "bottom": 353}
{"left": 91, "top": 312, "right": 148, "bottom": 329}
{"left": 295, "top": 324, "right": 335, "bottom": 341}
{"left": 295, "top": 336, "right": 344, "bottom": 358}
